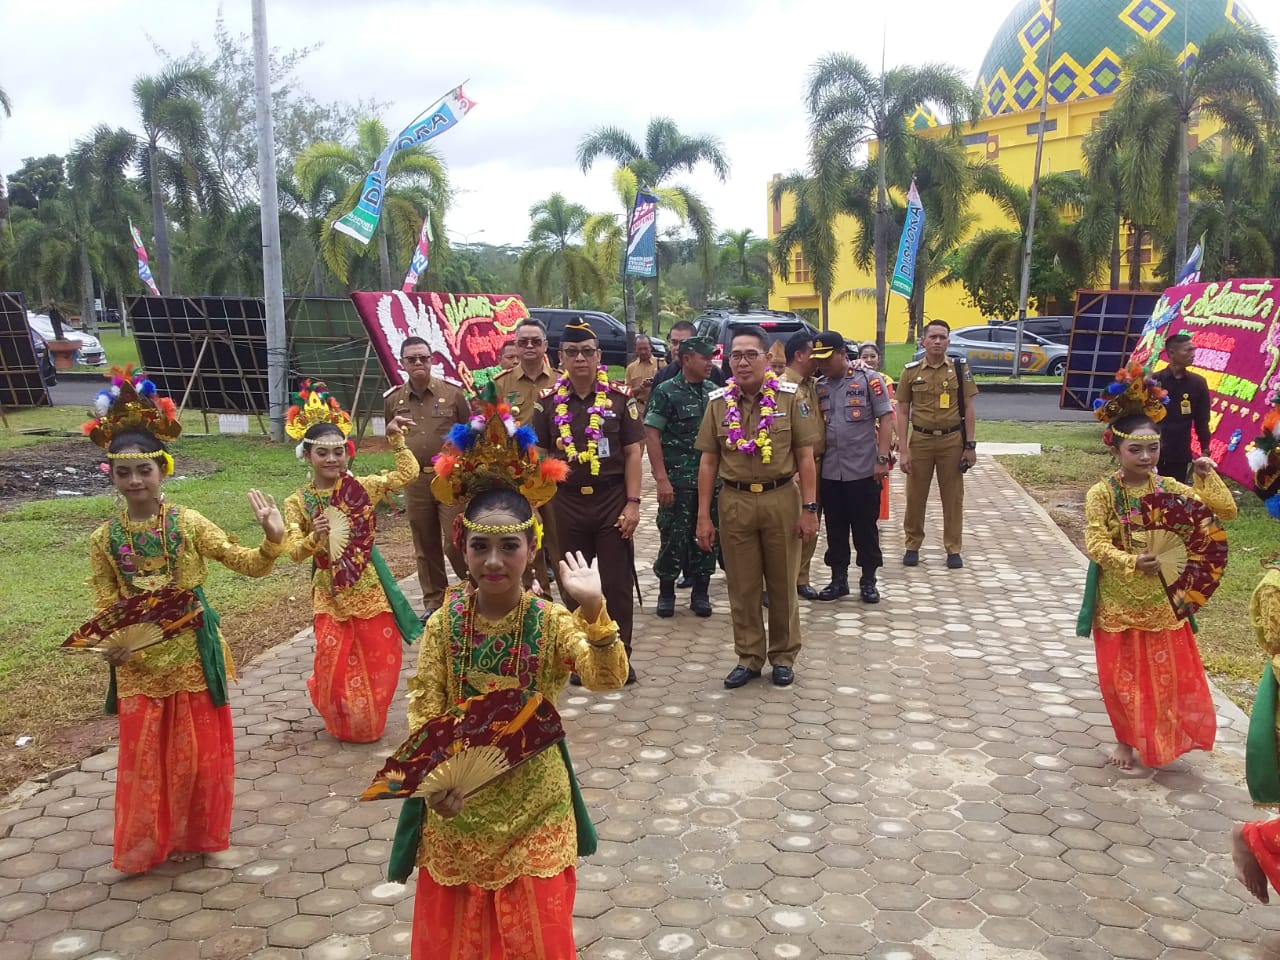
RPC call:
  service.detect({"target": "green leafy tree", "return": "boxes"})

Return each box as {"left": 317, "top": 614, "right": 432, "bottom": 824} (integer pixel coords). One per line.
{"left": 517, "top": 193, "right": 607, "bottom": 307}
{"left": 1183, "top": 142, "right": 1275, "bottom": 278}
{"left": 806, "top": 55, "right": 976, "bottom": 353}
{"left": 770, "top": 172, "right": 839, "bottom": 329}
{"left": 1095, "top": 27, "right": 1279, "bottom": 270}
{"left": 716, "top": 228, "right": 772, "bottom": 311}
{"left": 6, "top": 155, "right": 68, "bottom": 209}
{"left": 295, "top": 117, "right": 450, "bottom": 290}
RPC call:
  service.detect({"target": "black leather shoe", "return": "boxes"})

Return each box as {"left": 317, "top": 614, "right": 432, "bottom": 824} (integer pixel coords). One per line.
{"left": 676, "top": 574, "right": 693, "bottom": 588}
{"left": 625, "top": 666, "right": 637, "bottom": 685}
{"left": 656, "top": 580, "right": 676, "bottom": 618}
{"left": 771, "top": 665, "right": 795, "bottom": 687}
{"left": 690, "top": 578, "right": 713, "bottom": 618}
{"left": 419, "top": 607, "right": 437, "bottom": 624}
{"left": 569, "top": 673, "right": 582, "bottom": 686}
{"left": 796, "top": 584, "right": 819, "bottom": 600}
{"left": 818, "top": 569, "right": 849, "bottom": 601}
{"left": 860, "top": 577, "right": 881, "bottom": 603}
{"left": 761, "top": 591, "right": 770, "bottom": 608}
{"left": 946, "top": 553, "right": 964, "bottom": 569}
{"left": 902, "top": 550, "right": 920, "bottom": 567}
{"left": 723, "top": 666, "right": 761, "bottom": 689}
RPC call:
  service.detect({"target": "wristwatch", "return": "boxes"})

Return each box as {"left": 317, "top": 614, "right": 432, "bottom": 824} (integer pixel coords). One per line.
{"left": 964, "top": 441, "right": 977, "bottom": 450}
{"left": 802, "top": 502, "right": 819, "bottom": 513}
{"left": 876, "top": 454, "right": 891, "bottom": 464}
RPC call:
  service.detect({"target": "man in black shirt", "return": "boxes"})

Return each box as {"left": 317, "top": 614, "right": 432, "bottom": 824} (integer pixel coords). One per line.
{"left": 1154, "top": 333, "right": 1212, "bottom": 482}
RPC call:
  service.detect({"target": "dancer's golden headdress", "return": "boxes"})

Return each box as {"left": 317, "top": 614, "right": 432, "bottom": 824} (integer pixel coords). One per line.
{"left": 82, "top": 365, "right": 182, "bottom": 474}
{"left": 1094, "top": 362, "right": 1169, "bottom": 444}
{"left": 285, "top": 379, "right": 353, "bottom": 441}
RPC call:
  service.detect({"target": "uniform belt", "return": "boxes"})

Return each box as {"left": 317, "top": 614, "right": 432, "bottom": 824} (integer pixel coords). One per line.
{"left": 911, "top": 423, "right": 962, "bottom": 437}
{"left": 567, "top": 476, "right": 623, "bottom": 496}
{"left": 722, "top": 478, "right": 790, "bottom": 494}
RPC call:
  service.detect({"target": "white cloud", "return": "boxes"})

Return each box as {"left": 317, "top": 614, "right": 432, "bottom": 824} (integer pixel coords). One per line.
{"left": 3, "top": 0, "right": 1277, "bottom": 250}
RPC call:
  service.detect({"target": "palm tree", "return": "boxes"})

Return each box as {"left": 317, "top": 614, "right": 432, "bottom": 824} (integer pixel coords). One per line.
{"left": 129, "top": 65, "right": 226, "bottom": 295}
{"left": 296, "top": 117, "right": 450, "bottom": 290}
{"left": 0, "top": 84, "right": 11, "bottom": 120}
{"left": 577, "top": 117, "right": 729, "bottom": 337}
{"left": 279, "top": 169, "right": 347, "bottom": 295}
{"left": 806, "top": 56, "right": 975, "bottom": 354}
{"left": 1184, "top": 142, "right": 1275, "bottom": 278}
{"left": 517, "top": 193, "right": 605, "bottom": 308}
{"left": 1096, "top": 27, "right": 1279, "bottom": 270}
{"left": 770, "top": 173, "right": 839, "bottom": 330}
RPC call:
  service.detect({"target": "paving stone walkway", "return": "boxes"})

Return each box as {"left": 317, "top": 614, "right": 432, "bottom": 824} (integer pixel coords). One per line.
{"left": 0, "top": 463, "right": 1272, "bottom": 960}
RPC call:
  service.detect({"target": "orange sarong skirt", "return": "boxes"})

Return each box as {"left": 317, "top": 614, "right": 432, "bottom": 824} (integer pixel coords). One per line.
{"left": 114, "top": 690, "right": 234, "bottom": 874}
{"left": 1093, "top": 622, "right": 1217, "bottom": 767}
{"left": 309, "top": 611, "right": 402, "bottom": 743}
{"left": 412, "top": 867, "right": 577, "bottom": 960}
{"left": 1242, "top": 819, "right": 1280, "bottom": 895}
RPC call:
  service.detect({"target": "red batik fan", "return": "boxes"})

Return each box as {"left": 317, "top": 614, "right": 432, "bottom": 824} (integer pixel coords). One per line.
{"left": 1135, "top": 491, "right": 1229, "bottom": 619}
{"left": 62, "top": 586, "right": 203, "bottom": 655}
{"left": 361, "top": 688, "right": 565, "bottom": 801}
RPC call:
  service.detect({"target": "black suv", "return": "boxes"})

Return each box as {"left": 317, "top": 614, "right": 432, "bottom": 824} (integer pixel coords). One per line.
{"left": 526, "top": 308, "right": 668, "bottom": 368}
{"left": 694, "top": 310, "right": 819, "bottom": 373}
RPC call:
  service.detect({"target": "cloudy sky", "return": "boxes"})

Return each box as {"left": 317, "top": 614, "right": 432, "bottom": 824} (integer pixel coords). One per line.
{"left": 3, "top": 0, "right": 1279, "bottom": 249}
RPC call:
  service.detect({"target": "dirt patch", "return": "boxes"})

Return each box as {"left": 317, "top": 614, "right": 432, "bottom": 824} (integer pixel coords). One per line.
{"left": 1028, "top": 484, "right": 1088, "bottom": 553}
{"left": 0, "top": 439, "right": 215, "bottom": 512}
{"left": 0, "top": 516, "right": 419, "bottom": 800}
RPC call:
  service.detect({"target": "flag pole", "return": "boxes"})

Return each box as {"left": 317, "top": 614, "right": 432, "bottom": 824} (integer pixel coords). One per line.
{"left": 1013, "top": 0, "right": 1058, "bottom": 381}
{"left": 252, "top": 0, "right": 288, "bottom": 441}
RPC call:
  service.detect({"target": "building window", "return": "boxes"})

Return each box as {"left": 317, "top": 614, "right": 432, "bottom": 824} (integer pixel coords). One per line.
{"left": 1026, "top": 118, "right": 1058, "bottom": 135}
{"left": 791, "top": 252, "right": 812, "bottom": 284}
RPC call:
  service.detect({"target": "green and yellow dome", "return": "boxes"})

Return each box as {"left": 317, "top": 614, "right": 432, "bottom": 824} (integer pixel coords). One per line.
{"left": 978, "top": 0, "right": 1256, "bottom": 117}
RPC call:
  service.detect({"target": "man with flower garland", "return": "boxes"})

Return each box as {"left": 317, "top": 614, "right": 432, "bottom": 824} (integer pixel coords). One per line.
{"left": 533, "top": 319, "right": 644, "bottom": 684}
{"left": 695, "top": 325, "right": 821, "bottom": 688}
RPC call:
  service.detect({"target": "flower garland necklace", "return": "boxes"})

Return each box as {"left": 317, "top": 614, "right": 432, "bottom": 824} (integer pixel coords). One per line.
{"left": 1108, "top": 470, "right": 1158, "bottom": 554}
{"left": 724, "top": 372, "right": 779, "bottom": 463}
{"left": 553, "top": 366, "right": 610, "bottom": 476}
{"left": 452, "top": 592, "right": 530, "bottom": 706}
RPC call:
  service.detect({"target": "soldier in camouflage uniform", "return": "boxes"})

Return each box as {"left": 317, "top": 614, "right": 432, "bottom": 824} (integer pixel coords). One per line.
{"left": 645, "top": 336, "right": 720, "bottom": 618}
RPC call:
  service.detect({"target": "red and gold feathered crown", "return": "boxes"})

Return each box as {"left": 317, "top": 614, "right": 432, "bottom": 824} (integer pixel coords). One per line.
{"left": 81, "top": 364, "right": 182, "bottom": 451}
{"left": 1094, "top": 362, "right": 1169, "bottom": 440}
{"left": 431, "top": 382, "right": 568, "bottom": 509}
{"left": 285, "top": 379, "right": 353, "bottom": 441}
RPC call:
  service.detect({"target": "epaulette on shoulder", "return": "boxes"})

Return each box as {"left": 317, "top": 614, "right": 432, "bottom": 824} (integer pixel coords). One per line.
{"left": 610, "top": 381, "right": 632, "bottom": 397}
{"left": 537, "top": 386, "right": 556, "bottom": 399}
{"left": 903, "top": 359, "right": 921, "bottom": 369}
{"left": 492, "top": 368, "right": 511, "bottom": 383}
{"left": 777, "top": 380, "right": 799, "bottom": 394}
{"left": 708, "top": 386, "right": 728, "bottom": 401}
{"left": 382, "top": 384, "right": 402, "bottom": 399}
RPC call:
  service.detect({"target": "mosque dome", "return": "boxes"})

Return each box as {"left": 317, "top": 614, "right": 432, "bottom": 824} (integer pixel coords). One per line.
{"left": 977, "top": 0, "right": 1257, "bottom": 117}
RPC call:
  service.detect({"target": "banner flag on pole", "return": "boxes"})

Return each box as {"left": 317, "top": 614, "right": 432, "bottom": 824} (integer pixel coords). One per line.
{"left": 624, "top": 188, "right": 659, "bottom": 278}
{"left": 1177, "top": 231, "right": 1206, "bottom": 285}
{"left": 334, "top": 85, "right": 476, "bottom": 246}
{"left": 128, "top": 219, "right": 161, "bottom": 296}
{"left": 890, "top": 180, "right": 924, "bottom": 300}
{"left": 402, "top": 213, "right": 433, "bottom": 292}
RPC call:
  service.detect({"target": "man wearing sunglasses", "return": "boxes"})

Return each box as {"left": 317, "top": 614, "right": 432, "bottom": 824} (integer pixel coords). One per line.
{"left": 384, "top": 336, "right": 472, "bottom": 620}
{"left": 533, "top": 319, "right": 644, "bottom": 684}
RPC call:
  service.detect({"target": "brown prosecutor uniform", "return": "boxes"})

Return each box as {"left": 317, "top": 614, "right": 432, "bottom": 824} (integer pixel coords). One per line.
{"left": 383, "top": 377, "right": 471, "bottom": 609}
{"left": 493, "top": 363, "right": 559, "bottom": 596}
{"left": 696, "top": 380, "right": 821, "bottom": 671}
{"left": 533, "top": 382, "right": 644, "bottom": 652}
{"left": 897, "top": 356, "right": 978, "bottom": 555}
{"left": 782, "top": 367, "right": 826, "bottom": 587}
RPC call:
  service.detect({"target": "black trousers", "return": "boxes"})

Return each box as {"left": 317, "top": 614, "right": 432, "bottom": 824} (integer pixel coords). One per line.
{"left": 552, "top": 484, "right": 634, "bottom": 653}
{"left": 1157, "top": 455, "right": 1191, "bottom": 483}
{"left": 820, "top": 475, "right": 883, "bottom": 575}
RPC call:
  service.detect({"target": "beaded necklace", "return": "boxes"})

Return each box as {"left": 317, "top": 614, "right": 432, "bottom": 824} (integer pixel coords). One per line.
{"left": 1108, "top": 471, "right": 1158, "bottom": 553}
{"left": 452, "top": 592, "right": 530, "bottom": 707}
{"left": 552, "top": 367, "right": 610, "bottom": 476}
{"left": 117, "top": 501, "right": 178, "bottom": 591}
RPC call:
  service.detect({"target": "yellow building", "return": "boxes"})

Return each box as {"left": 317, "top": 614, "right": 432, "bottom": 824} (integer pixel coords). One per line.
{"left": 767, "top": 0, "right": 1258, "bottom": 344}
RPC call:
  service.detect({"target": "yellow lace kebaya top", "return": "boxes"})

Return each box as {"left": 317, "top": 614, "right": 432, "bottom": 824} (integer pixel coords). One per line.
{"left": 282, "top": 437, "right": 418, "bottom": 620}
{"left": 1084, "top": 471, "right": 1237, "bottom": 633}
{"left": 87, "top": 505, "right": 285, "bottom": 699}
{"left": 406, "top": 594, "right": 629, "bottom": 889}
{"left": 1252, "top": 568, "right": 1280, "bottom": 663}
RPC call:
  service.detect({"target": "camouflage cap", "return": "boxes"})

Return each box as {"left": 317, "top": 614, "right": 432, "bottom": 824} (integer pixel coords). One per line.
{"left": 678, "top": 335, "right": 716, "bottom": 356}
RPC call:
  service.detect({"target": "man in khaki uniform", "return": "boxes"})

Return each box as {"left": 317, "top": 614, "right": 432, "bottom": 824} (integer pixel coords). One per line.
{"left": 896, "top": 319, "right": 978, "bottom": 569}
{"left": 625, "top": 335, "right": 659, "bottom": 418}
{"left": 383, "top": 336, "right": 471, "bottom": 618}
{"left": 781, "top": 331, "right": 826, "bottom": 600}
{"left": 696, "top": 324, "right": 820, "bottom": 689}
{"left": 493, "top": 317, "right": 559, "bottom": 596}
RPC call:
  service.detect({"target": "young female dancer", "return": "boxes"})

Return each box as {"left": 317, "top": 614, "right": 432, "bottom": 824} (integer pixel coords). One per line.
{"left": 1082, "top": 367, "right": 1236, "bottom": 770}
{"left": 281, "top": 380, "right": 421, "bottom": 743}
{"left": 392, "top": 397, "right": 628, "bottom": 958}
{"left": 84, "top": 369, "right": 285, "bottom": 873}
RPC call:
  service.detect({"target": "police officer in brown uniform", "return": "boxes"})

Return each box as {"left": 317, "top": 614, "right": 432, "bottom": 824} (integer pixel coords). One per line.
{"left": 896, "top": 319, "right": 978, "bottom": 569}
{"left": 533, "top": 319, "right": 644, "bottom": 684}
{"left": 696, "top": 325, "right": 821, "bottom": 689}
{"left": 781, "top": 331, "right": 826, "bottom": 600}
{"left": 383, "top": 336, "right": 472, "bottom": 618}
{"left": 493, "top": 317, "right": 559, "bottom": 596}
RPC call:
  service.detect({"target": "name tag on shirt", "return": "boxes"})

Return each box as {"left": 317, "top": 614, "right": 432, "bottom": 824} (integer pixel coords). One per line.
{"left": 939, "top": 393, "right": 951, "bottom": 409}
{"left": 597, "top": 436, "right": 611, "bottom": 458}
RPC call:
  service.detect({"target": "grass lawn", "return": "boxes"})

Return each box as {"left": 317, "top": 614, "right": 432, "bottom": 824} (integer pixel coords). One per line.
{"left": 72, "top": 328, "right": 140, "bottom": 372}
{"left": 981, "top": 419, "right": 1269, "bottom": 712}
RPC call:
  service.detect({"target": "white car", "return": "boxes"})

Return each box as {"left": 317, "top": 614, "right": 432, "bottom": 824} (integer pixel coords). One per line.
{"left": 26, "top": 312, "right": 107, "bottom": 366}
